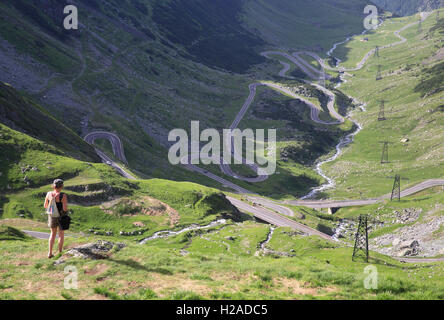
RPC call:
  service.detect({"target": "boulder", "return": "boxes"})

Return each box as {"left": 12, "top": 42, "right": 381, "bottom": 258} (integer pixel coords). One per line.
{"left": 399, "top": 240, "right": 419, "bottom": 249}
{"left": 61, "top": 241, "right": 126, "bottom": 261}
{"left": 397, "top": 248, "right": 414, "bottom": 257}
{"left": 396, "top": 240, "right": 420, "bottom": 257}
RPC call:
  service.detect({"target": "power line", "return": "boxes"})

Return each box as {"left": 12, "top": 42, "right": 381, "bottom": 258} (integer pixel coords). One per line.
{"left": 379, "top": 141, "right": 390, "bottom": 164}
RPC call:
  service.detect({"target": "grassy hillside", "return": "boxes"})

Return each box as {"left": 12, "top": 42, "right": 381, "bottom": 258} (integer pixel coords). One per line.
{"left": 0, "top": 123, "right": 94, "bottom": 191}
{"left": 321, "top": 10, "right": 444, "bottom": 199}
{"left": 243, "top": 0, "right": 369, "bottom": 52}
{"left": 371, "top": 0, "right": 443, "bottom": 16}
{"left": 1, "top": 218, "right": 444, "bottom": 299}
{"left": 0, "top": 0, "right": 248, "bottom": 178}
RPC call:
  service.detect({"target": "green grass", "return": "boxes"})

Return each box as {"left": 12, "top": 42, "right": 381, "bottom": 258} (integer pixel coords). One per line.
{"left": 1, "top": 222, "right": 443, "bottom": 300}
{"left": 321, "top": 9, "right": 444, "bottom": 199}
{"left": 0, "top": 226, "right": 29, "bottom": 241}
{"left": 2, "top": 176, "right": 238, "bottom": 241}
{"left": 0, "top": 0, "right": 388, "bottom": 200}
{"left": 332, "top": 186, "right": 444, "bottom": 239}
{"left": 334, "top": 14, "right": 414, "bottom": 69}
{"left": 0, "top": 124, "right": 97, "bottom": 192}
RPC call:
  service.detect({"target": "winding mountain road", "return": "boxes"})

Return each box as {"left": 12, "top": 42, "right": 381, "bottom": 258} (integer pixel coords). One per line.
{"left": 84, "top": 131, "right": 128, "bottom": 164}
{"left": 302, "top": 11, "right": 432, "bottom": 73}
{"left": 227, "top": 197, "right": 332, "bottom": 241}
{"left": 79, "top": 11, "right": 443, "bottom": 263}
{"left": 84, "top": 131, "right": 136, "bottom": 180}
{"left": 186, "top": 10, "right": 434, "bottom": 198}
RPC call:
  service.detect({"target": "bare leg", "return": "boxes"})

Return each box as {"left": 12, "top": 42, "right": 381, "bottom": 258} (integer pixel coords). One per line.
{"left": 48, "top": 227, "right": 57, "bottom": 258}
{"left": 58, "top": 230, "right": 65, "bottom": 254}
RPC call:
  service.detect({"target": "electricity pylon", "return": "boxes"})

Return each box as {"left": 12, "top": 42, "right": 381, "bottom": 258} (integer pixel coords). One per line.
{"left": 352, "top": 215, "right": 369, "bottom": 262}
{"left": 379, "top": 141, "right": 390, "bottom": 164}
{"left": 376, "top": 64, "right": 382, "bottom": 81}
{"left": 374, "top": 46, "right": 379, "bottom": 58}
{"left": 377, "top": 100, "right": 386, "bottom": 121}
{"left": 391, "top": 175, "right": 401, "bottom": 201}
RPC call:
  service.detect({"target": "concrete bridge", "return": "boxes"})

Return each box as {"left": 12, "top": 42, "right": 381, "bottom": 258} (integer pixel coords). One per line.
{"left": 284, "top": 180, "right": 444, "bottom": 211}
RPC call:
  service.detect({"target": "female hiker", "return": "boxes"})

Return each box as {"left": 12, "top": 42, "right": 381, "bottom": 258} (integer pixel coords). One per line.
{"left": 44, "top": 179, "right": 68, "bottom": 258}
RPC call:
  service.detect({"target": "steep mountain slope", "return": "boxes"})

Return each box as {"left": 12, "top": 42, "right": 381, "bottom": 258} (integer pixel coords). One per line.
{"left": 0, "top": 82, "right": 99, "bottom": 162}
{"left": 0, "top": 0, "right": 371, "bottom": 193}
{"left": 243, "top": 0, "right": 369, "bottom": 51}
{"left": 371, "top": 0, "right": 443, "bottom": 16}
{"left": 151, "top": 0, "right": 266, "bottom": 73}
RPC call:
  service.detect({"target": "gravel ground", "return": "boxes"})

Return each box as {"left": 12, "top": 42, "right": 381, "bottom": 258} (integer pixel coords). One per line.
{"left": 333, "top": 206, "right": 444, "bottom": 258}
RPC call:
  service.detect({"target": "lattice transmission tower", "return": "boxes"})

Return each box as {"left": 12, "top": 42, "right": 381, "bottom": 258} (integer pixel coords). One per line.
{"left": 352, "top": 215, "right": 369, "bottom": 262}
{"left": 391, "top": 175, "right": 401, "bottom": 201}
{"left": 377, "top": 100, "right": 386, "bottom": 121}
{"left": 379, "top": 141, "right": 391, "bottom": 164}
{"left": 376, "top": 64, "right": 382, "bottom": 81}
